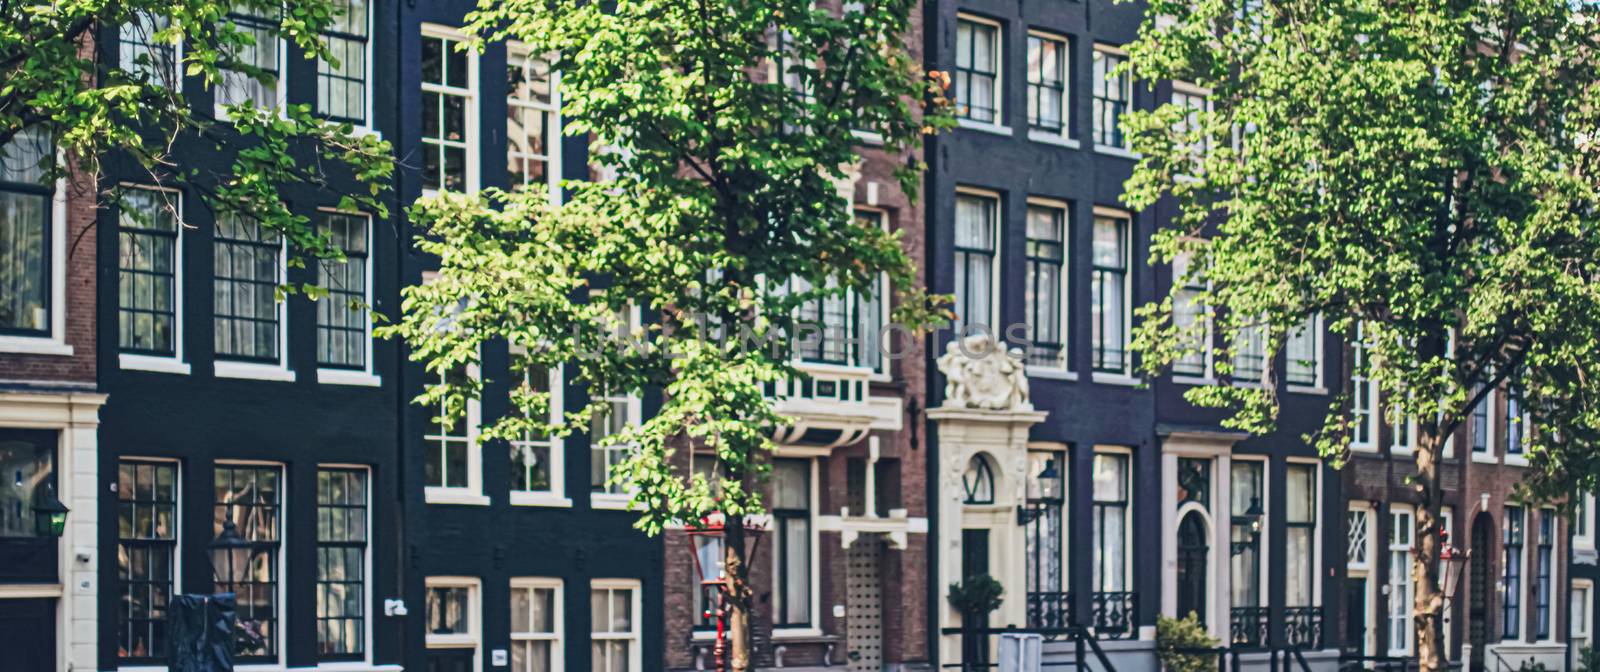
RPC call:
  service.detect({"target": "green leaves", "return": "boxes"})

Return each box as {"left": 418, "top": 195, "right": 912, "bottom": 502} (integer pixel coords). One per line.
{"left": 1125, "top": 0, "right": 1600, "bottom": 498}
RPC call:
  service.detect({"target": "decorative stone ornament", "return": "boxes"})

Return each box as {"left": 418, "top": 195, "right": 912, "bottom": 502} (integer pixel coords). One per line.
{"left": 936, "top": 334, "right": 1032, "bottom": 411}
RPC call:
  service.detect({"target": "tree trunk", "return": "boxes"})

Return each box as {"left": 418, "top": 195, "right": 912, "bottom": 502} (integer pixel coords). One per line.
{"left": 1414, "top": 429, "right": 1446, "bottom": 672}
{"left": 725, "top": 514, "right": 754, "bottom": 672}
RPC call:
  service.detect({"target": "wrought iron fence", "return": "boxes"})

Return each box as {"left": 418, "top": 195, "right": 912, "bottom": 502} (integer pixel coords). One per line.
{"left": 1283, "top": 606, "right": 1323, "bottom": 649}
{"left": 1090, "top": 591, "right": 1136, "bottom": 640}
{"left": 1230, "top": 606, "right": 1270, "bottom": 650}
{"left": 1027, "top": 591, "right": 1073, "bottom": 631}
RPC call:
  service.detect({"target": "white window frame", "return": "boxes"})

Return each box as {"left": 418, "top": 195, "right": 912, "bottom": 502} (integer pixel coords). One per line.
{"left": 1347, "top": 504, "right": 1373, "bottom": 573}
{"left": 1350, "top": 323, "right": 1378, "bottom": 451}
{"left": 1535, "top": 507, "right": 1557, "bottom": 642}
{"left": 213, "top": 459, "right": 288, "bottom": 667}
{"left": 116, "top": 183, "right": 191, "bottom": 374}
{"left": 768, "top": 455, "right": 823, "bottom": 639}
{"left": 425, "top": 576, "right": 482, "bottom": 665}
{"left": 510, "top": 577, "right": 565, "bottom": 672}
{"left": 423, "top": 357, "right": 488, "bottom": 506}
{"left": 1388, "top": 505, "right": 1415, "bottom": 657}
{"left": 1504, "top": 382, "right": 1532, "bottom": 466}
{"left": 954, "top": 14, "right": 1005, "bottom": 132}
{"left": 314, "top": 0, "right": 376, "bottom": 134}
{"left": 315, "top": 463, "right": 374, "bottom": 664}
{"left": 590, "top": 579, "right": 643, "bottom": 671}
{"left": 1170, "top": 244, "right": 1213, "bottom": 384}
{"left": 1284, "top": 458, "right": 1322, "bottom": 609}
{"left": 952, "top": 187, "right": 1002, "bottom": 338}
{"left": 212, "top": 213, "right": 294, "bottom": 382}
{"left": 0, "top": 130, "right": 71, "bottom": 358}
{"left": 1091, "top": 446, "right": 1135, "bottom": 595}
{"left": 1091, "top": 43, "right": 1135, "bottom": 157}
{"left": 1471, "top": 384, "right": 1500, "bottom": 464}
{"left": 212, "top": 5, "right": 289, "bottom": 121}
{"left": 853, "top": 207, "right": 894, "bottom": 381}
{"left": 509, "top": 344, "right": 569, "bottom": 507}
{"left": 591, "top": 302, "right": 644, "bottom": 511}
{"left": 1090, "top": 207, "right": 1135, "bottom": 382}
{"left": 1023, "top": 197, "right": 1072, "bottom": 376}
{"left": 1574, "top": 580, "right": 1594, "bottom": 658}
{"left": 1170, "top": 81, "right": 1212, "bottom": 179}
{"left": 506, "top": 42, "right": 563, "bottom": 203}
{"left": 1025, "top": 29, "right": 1073, "bottom": 146}
{"left": 119, "top": 12, "right": 184, "bottom": 93}
{"left": 1286, "top": 313, "right": 1324, "bottom": 393}
{"left": 1577, "top": 492, "right": 1596, "bottom": 553}
{"left": 315, "top": 209, "right": 381, "bottom": 386}
{"left": 1230, "top": 455, "right": 1270, "bottom": 612}
{"left": 420, "top": 24, "right": 480, "bottom": 195}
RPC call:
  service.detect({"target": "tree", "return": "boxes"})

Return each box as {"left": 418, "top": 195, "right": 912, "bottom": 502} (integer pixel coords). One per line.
{"left": 1121, "top": 1, "right": 1600, "bottom": 670}
{"left": 379, "top": 1, "right": 950, "bottom": 669}
{"left": 1, "top": 0, "right": 392, "bottom": 269}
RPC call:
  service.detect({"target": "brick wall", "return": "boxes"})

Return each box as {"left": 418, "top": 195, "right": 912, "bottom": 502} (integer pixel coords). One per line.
{"left": 0, "top": 160, "right": 97, "bottom": 386}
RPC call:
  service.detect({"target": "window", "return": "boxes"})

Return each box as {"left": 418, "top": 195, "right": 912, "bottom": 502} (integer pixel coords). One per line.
{"left": 425, "top": 362, "right": 483, "bottom": 497}
{"left": 316, "top": 468, "right": 368, "bottom": 661}
{"left": 214, "top": 213, "right": 284, "bottom": 363}
{"left": 1231, "top": 323, "right": 1266, "bottom": 382}
{"left": 953, "top": 192, "right": 998, "bottom": 333}
{"left": 426, "top": 578, "right": 480, "bottom": 661}
{"left": 511, "top": 358, "right": 564, "bottom": 502}
{"left": 117, "top": 459, "right": 179, "bottom": 664}
{"left": 772, "top": 458, "right": 813, "bottom": 627}
{"left": 589, "top": 384, "right": 636, "bottom": 498}
{"left": 855, "top": 209, "right": 890, "bottom": 374}
{"left": 1285, "top": 464, "right": 1317, "bottom": 607}
{"left": 1535, "top": 509, "right": 1553, "bottom": 639}
{"left": 1092, "top": 47, "right": 1131, "bottom": 149}
{"left": 117, "top": 186, "right": 181, "bottom": 358}
{"left": 316, "top": 0, "right": 369, "bottom": 124}
{"left": 1231, "top": 461, "right": 1265, "bottom": 612}
{"left": 316, "top": 212, "right": 370, "bottom": 370}
{"left": 508, "top": 47, "right": 561, "bottom": 198}
{"left": 217, "top": 3, "right": 282, "bottom": 112}
{"left": 510, "top": 579, "right": 562, "bottom": 672}
{"left": 1172, "top": 249, "right": 1210, "bottom": 378}
{"left": 0, "top": 128, "right": 52, "bottom": 336}
{"left": 962, "top": 455, "right": 995, "bottom": 505}
{"left": 213, "top": 464, "right": 283, "bottom": 662}
{"left": 1471, "top": 382, "right": 1492, "bottom": 455}
{"left": 1091, "top": 212, "right": 1130, "bottom": 373}
{"left": 793, "top": 274, "right": 870, "bottom": 367}
{"left": 1025, "top": 450, "right": 1068, "bottom": 604}
{"left": 421, "top": 29, "right": 476, "bottom": 193}
{"left": 1286, "top": 314, "right": 1321, "bottom": 387}
{"left": 591, "top": 581, "right": 641, "bottom": 671}
{"left": 1578, "top": 493, "right": 1596, "bottom": 552}
{"left": 1503, "top": 505, "right": 1524, "bottom": 639}
{"left": 1024, "top": 202, "right": 1068, "bottom": 367}
{"left": 1347, "top": 507, "right": 1370, "bottom": 570}
{"left": 1506, "top": 381, "right": 1530, "bottom": 457}
{"left": 1171, "top": 86, "right": 1210, "bottom": 173}
{"left": 955, "top": 18, "right": 1000, "bottom": 123}
{"left": 1027, "top": 33, "right": 1068, "bottom": 134}
{"left": 1388, "top": 507, "right": 1414, "bottom": 655}
{"left": 1091, "top": 451, "right": 1130, "bottom": 592}
{"left": 1350, "top": 323, "right": 1377, "bottom": 448}
{"left": 119, "top": 12, "right": 178, "bottom": 87}
{"left": 1575, "top": 582, "right": 1594, "bottom": 655}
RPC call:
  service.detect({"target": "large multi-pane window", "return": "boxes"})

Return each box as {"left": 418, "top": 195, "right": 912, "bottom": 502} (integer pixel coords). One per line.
{"left": 1091, "top": 213, "right": 1130, "bottom": 373}
{"left": 118, "top": 186, "right": 180, "bottom": 356}
{"left": 511, "top": 579, "right": 562, "bottom": 671}
{"left": 1471, "top": 382, "right": 1492, "bottom": 454}
{"left": 772, "top": 458, "right": 812, "bottom": 627}
{"left": 953, "top": 192, "right": 998, "bottom": 333}
{"left": 1503, "top": 505, "right": 1524, "bottom": 639}
{"left": 794, "top": 275, "right": 863, "bottom": 366}
{"left": 1388, "top": 508, "right": 1414, "bottom": 655}
{"left": 1171, "top": 249, "right": 1209, "bottom": 377}
{"left": 955, "top": 18, "right": 1000, "bottom": 123}
{"left": 1506, "top": 381, "right": 1529, "bottom": 456}
{"left": 421, "top": 30, "right": 475, "bottom": 192}
{"left": 508, "top": 48, "right": 560, "bottom": 197}
{"left": 590, "top": 385, "right": 634, "bottom": 497}
{"left": 1230, "top": 461, "right": 1264, "bottom": 613}
{"left": 1350, "top": 323, "right": 1377, "bottom": 447}
{"left": 316, "top": 0, "right": 368, "bottom": 124}
{"left": 1536, "top": 509, "right": 1553, "bottom": 639}
{"left": 1025, "top": 202, "right": 1067, "bottom": 367}
{"left": 117, "top": 460, "right": 179, "bottom": 664}
{"left": 1171, "top": 87, "right": 1210, "bottom": 173}
{"left": 1091, "top": 452, "right": 1129, "bottom": 592}
{"left": 214, "top": 213, "right": 284, "bottom": 362}
{"left": 1285, "top": 464, "right": 1317, "bottom": 607}
{"left": 1026, "top": 33, "right": 1068, "bottom": 134}
{"left": 217, "top": 4, "right": 282, "bottom": 111}
{"left": 214, "top": 464, "right": 283, "bottom": 662}
{"left": 591, "top": 581, "right": 641, "bottom": 671}
{"left": 425, "top": 362, "right": 479, "bottom": 492}
{"left": 1286, "top": 314, "right": 1321, "bottom": 387}
{"left": 119, "top": 12, "right": 178, "bottom": 87}
{"left": 511, "top": 361, "right": 562, "bottom": 499}
{"left": 316, "top": 212, "right": 369, "bottom": 369}
{"left": 855, "top": 209, "right": 889, "bottom": 374}
{"left": 1092, "top": 47, "right": 1131, "bottom": 149}
{"left": 1231, "top": 323, "right": 1267, "bottom": 382}
{"left": 316, "top": 468, "right": 367, "bottom": 660}
{"left": 0, "top": 128, "right": 51, "bottom": 336}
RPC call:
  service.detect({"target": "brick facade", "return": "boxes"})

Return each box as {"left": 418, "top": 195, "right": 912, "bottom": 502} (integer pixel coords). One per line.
{"left": 0, "top": 160, "right": 97, "bottom": 385}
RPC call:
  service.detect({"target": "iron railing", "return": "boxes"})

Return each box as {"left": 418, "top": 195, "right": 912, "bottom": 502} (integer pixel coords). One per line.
{"left": 1230, "top": 606, "right": 1270, "bottom": 650}
{"left": 1027, "top": 591, "right": 1073, "bottom": 632}
{"left": 1091, "top": 591, "right": 1136, "bottom": 640}
{"left": 1283, "top": 606, "right": 1323, "bottom": 649}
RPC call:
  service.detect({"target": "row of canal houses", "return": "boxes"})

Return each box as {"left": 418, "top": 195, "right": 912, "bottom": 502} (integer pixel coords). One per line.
{"left": 0, "top": 0, "right": 1592, "bottom": 670}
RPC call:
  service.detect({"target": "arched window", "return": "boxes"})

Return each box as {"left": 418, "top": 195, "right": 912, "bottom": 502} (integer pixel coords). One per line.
{"left": 963, "top": 455, "right": 995, "bottom": 505}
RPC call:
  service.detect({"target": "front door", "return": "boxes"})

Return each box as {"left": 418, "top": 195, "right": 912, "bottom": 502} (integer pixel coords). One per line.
{"left": 1469, "top": 513, "right": 1493, "bottom": 672}
{"left": 1176, "top": 511, "right": 1208, "bottom": 624}
{"left": 0, "top": 598, "right": 55, "bottom": 672}
{"left": 427, "top": 648, "right": 475, "bottom": 672}
{"left": 846, "top": 536, "right": 885, "bottom": 671}
{"left": 1343, "top": 578, "right": 1367, "bottom": 656}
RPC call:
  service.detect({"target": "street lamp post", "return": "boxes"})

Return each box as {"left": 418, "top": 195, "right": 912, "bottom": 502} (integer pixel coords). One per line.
{"left": 687, "top": 517, "right": 765, "bottom": 672}
{"left": 1438, "top": 530, "right": 1470, "bottom": 655}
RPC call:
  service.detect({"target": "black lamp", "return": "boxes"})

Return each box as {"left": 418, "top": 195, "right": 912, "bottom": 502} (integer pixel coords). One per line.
{"left": 32, "top": 483, "right": 69, "bottom": 538}
{"left": 1017, "top": 459, "right": 1063, "bottom": 525}
{"left": 1231, "top": 497, "right": 1265, "bottom": 556}
{"left": 208, "top": 518, "right": 253, "bottom": 584}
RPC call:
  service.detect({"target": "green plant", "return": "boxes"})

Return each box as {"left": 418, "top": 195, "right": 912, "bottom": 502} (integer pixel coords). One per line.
{"left": 1517, "top": 658, "right": 1547, "bottom": 672}
{"left": 947, "top": 574, "right": 1004, "bottom": 617}
{"left": 1577, "top": 647, "right": 1598, "bottom": 672}
{"left": 1156, "top": 613, "right": 1220, "bottom": 672}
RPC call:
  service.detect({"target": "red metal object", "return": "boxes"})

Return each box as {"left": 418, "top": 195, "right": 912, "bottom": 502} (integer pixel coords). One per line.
{"left": 687, "top": 516, "right": 765, "bottom": 672}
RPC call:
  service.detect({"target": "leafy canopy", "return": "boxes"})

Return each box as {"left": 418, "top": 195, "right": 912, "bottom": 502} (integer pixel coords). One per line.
{"left": 1, "top": 0, "right": 392, "bottom": 273}
{"left": 1122, "top": 0, "right": 1600, "bottom": 498}
{"left": 381, "top": 0, "right": 950, "bottom": 533}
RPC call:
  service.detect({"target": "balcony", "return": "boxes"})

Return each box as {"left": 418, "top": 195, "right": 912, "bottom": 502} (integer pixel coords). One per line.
{"left": 1231, "top": 606, "right": 1270, "bottom": 650}
{"left": 1090, "top": 591, "right": 1136, "bottom": 640}
{"left": 1284, "top": 606, "right": 1323, "bottom": 649}
{"left": 769, "top": 361, "right": 900, "bottom": 449}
